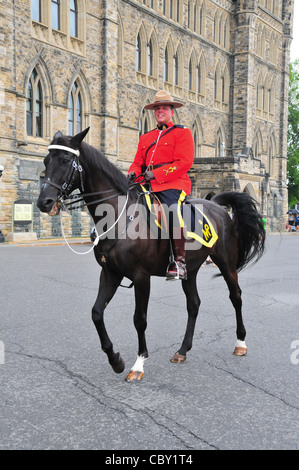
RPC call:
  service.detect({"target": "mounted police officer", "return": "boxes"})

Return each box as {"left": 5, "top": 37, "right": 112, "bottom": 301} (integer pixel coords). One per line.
{"left": 128, "top": 90, "right": 195, "bottom": 280}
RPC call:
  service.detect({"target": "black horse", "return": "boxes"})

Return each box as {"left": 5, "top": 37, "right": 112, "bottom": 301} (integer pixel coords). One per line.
{"left": 37, "top": 128, "right": 265, "bottom": 382}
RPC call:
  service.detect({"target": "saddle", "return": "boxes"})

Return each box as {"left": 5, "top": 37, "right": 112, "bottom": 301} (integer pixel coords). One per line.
{"left": 139, "top": 185, "right": 218, "bottom": 248}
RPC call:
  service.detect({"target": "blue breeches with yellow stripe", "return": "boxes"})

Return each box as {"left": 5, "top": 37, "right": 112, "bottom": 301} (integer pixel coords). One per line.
{"left": 154, "top": 189, "right": 185, "bottom": 236}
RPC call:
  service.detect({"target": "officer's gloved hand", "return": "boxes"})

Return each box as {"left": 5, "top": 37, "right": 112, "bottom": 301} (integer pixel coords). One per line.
{"left": 127, "top": 172, "right": 136, "bottom": 183}
{"left": 144, "top": 170, "right": 154, "bottom": 181}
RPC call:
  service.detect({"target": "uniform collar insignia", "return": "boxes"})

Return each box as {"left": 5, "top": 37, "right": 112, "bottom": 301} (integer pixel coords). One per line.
{"left": 157, "top": 124, "right": 169, "bottom": 130}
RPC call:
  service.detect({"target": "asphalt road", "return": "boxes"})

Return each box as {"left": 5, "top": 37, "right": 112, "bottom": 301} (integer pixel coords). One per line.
{"left": 0, "top": 233, "right": 298, "bottom": 451}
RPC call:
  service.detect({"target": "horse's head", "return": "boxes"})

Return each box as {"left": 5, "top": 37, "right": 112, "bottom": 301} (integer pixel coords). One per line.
{"left": 37, "top": 127, "right": 89, "bottom": 215}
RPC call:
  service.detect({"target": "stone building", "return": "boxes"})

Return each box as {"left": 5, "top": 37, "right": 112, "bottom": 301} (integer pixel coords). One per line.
{"left": 0, "top": 0, "right": 294, "bottom": 239}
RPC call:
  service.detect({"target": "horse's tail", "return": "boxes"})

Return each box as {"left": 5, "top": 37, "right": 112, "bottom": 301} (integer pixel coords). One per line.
{"left": 212, "top": 191, "right": 266, "bottom": 272}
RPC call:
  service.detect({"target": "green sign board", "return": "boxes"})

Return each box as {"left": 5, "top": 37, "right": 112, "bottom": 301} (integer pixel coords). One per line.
{"left": 13, "top": 199, "right": 33, "bottom": 226}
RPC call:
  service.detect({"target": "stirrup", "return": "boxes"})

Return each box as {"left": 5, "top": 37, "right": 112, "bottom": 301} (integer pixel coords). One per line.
{"left": 166, "top": 260, "right": 180, "bottom": 280}
{"left": 166, "top": 260, "right": 187, "bottom": 281}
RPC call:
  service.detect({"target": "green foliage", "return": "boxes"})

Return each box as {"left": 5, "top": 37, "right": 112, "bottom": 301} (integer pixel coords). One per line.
{"left": 288, "top": 60, "right": 299, "bottom": 207}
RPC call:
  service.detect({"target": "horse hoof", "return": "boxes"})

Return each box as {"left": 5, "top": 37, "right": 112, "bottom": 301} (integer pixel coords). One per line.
{"left": 125, "top": 370, "right": 144, "bottom": 382}
{"left": 112, "top": 353, "right": 125, "bottom": 373}
{"left": 170, "top": 352, "right": 186, "bottom": 363}
{"left": 233, "top": 346, "right": 247, "bottom": 356}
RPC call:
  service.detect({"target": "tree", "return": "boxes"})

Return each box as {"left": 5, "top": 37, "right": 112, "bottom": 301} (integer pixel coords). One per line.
{"left": 287, "top": 60, "right": 299, "bottom": 207}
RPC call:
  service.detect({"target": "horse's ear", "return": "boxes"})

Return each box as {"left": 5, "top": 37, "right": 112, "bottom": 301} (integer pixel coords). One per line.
{"left": 54, "top": 130, "right": 63, "bottom": 139}
{"left": 71, "top": 127, "right": 90, "bottom": 145}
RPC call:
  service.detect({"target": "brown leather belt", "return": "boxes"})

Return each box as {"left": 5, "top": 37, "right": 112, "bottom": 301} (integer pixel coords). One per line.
{"left": 147, "top": 163, "right": 168, "bottom": 171}
{"left": 141, "top": 163, "right": 169, "bottom": 173}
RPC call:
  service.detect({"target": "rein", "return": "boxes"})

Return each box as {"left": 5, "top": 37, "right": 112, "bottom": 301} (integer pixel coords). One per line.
{"left": 60, "top": 191, "right": 130, "bottom": 255}
{"left": 62, "top": 189, "right": 123, "bottom": 211}
{"left": 89, "top": 191, "right": 130, "bottom": 246}
{"left": 60, "top": 178, "right": 142, "bottom": 211}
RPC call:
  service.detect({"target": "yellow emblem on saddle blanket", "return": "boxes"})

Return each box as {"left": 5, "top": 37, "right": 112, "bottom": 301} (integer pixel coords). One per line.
{"left": 140, "top": 186, "right": 218, "bottom": 248}
{"left": 177, "top": 192, "right": 218, "bottom": 248}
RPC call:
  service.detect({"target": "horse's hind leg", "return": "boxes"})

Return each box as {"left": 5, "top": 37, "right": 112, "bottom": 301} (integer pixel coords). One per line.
{"left": 227, "top": 272, "right": 247, "bottom": 355}
{"left": 171, "top": 269, "right": 200, "bottom": 363}
{"left": 213, "top": 256, "right": 247, "bottom": 356}
{"left": 92, "top": 268, "right": 125, "bottom": 373}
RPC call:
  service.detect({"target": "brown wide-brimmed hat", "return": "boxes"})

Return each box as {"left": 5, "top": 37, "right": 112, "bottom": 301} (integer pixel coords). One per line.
{"left": 144, "top": 90, "right": 183, "bottom": 110}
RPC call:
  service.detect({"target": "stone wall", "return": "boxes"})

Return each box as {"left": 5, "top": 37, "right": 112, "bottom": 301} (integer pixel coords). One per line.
{"left": 0, "top": 0, "right": 294, "bottom": 238}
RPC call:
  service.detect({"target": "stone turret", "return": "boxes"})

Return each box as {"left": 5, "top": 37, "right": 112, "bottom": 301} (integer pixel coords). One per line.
{"left": 232, "top": 0, "right": 258, "bottom": 154}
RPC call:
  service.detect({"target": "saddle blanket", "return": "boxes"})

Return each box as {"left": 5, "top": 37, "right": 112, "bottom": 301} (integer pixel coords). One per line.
{"left": 140, "top": 186, "right": 218, "bottom": 248}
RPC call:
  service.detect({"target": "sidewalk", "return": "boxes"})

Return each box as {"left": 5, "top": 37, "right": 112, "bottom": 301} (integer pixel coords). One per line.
{"left": 0, "top": 237, "right": 91, "bottom": 247}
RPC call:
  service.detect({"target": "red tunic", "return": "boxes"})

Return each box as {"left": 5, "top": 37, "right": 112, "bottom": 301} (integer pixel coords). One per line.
{"left": 128, "top": 122, "right": 195, "bottom": 195}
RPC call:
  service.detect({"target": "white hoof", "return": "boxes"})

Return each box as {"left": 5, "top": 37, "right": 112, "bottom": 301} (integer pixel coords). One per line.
{"left": 233, "top": 339, "right": 247, "bottom": 356}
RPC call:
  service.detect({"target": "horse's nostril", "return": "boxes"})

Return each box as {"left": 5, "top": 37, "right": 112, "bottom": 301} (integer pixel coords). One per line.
{"left": 37, "top": 197, "right": 55, "bottom": 212}
{"left": 45, "top": 198, "right": 55, "bottom": 207}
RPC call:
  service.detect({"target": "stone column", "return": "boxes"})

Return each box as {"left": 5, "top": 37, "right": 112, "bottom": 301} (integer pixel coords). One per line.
{"left": 232, "top": 0, "right": 258, "bottom": 155}
{"left": 100, "top": 0, "right": 119, "bottom": 163}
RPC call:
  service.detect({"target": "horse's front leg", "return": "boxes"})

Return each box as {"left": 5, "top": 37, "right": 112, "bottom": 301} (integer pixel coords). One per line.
{"left": 125, "top": 274, "right": 150, "bottom": 382}
{"left": 92, "top": 268, "right": 125, "bottom": 374}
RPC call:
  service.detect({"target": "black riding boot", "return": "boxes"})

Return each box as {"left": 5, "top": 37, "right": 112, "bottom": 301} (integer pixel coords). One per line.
{"left": 166, "top": 227, "right": 187, "bottom": 280}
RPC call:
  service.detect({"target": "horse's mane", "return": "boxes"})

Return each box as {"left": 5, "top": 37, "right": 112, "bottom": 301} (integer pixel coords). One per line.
{"left": 51, "top": 132, "right": 133, "bottom": 195}
{"left": 79, "top": 142, "right": 129, "bottom": 194}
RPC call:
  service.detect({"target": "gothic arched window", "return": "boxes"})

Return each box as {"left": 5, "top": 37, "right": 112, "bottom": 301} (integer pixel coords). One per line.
{"left": 148, "top": 39, "right": 153, "bottom": 76}
{"left": 26, "top": 68, "right": 43, "bottom": 137}
{"left": 164, "top": 47, "right": 169, "bottom": 82}
{"left": 189, "top": 60, "right": 193, "bottom": 90}
{"left": 174, "top": 52, "right": 179, "bottom": 86}
{"left": 68, "top": 81, "right": 82, "bottom": 136}
{"left": 139, "top": 108, "right": 150, "bottom": 137}
{"left": 197, "top": 63, "right": 201, "bottom": 94}
{"left": 192, "top": 118, "right": 202, "bottom": 159}
{"left": 214, "top": 70, "right": 218, "bottom": 100}
{"left": 136, "top": 34, "right": 142, "bottom": 72}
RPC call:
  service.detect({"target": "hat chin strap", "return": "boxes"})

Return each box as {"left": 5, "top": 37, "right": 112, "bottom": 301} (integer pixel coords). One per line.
{"left": 48, "top": 145, "right": 80, "bottom": 157}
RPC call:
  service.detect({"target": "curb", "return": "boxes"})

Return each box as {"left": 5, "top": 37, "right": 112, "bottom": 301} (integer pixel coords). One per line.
{"left": 0, "top": 231, "right": 298, "bottom": 247}
{"left": 0, "top": 237, "right": 91, "bottom": 247}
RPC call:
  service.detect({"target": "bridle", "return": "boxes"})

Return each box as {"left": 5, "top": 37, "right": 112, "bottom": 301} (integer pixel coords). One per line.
{"left": 45, "top": 144, "right": 84, "bottom": 198}
{"left": 44, "top": 144, "right": 125, "bottom": 209}
{"left": 42, "top": 143, "right": 151, "bottom": 263}
{"left": 44, "top": 143, "right": 132, "bottom": 255}
{"left": 44, "top": 143, "right": 149, "bottom": 213}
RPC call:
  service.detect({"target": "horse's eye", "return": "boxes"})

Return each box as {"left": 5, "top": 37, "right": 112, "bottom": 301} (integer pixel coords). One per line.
{"left": 60, "top": 154, "right": 71, "bottom": 164}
